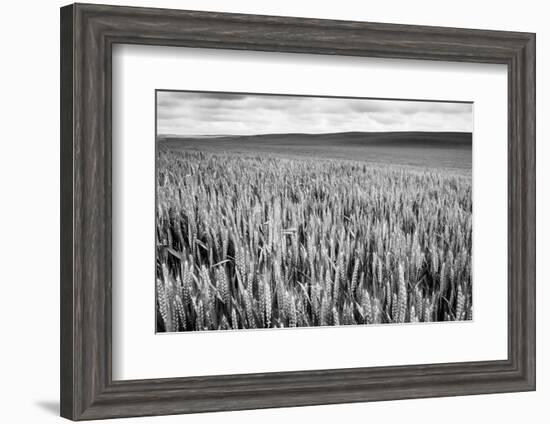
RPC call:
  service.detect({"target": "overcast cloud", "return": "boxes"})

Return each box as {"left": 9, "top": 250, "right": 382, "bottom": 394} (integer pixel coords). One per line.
{"left": 157, "top": 91, "right": 473, "bottom": 136}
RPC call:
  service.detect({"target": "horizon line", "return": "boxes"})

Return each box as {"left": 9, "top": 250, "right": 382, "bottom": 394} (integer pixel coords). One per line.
{"left": 157, "top": 130, "right": 473, "bottom": 138}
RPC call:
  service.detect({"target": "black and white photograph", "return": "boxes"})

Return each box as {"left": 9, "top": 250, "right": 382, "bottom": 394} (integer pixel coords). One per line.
{"left": 155, "top": 90, "right": 473, "bottom": 332}
{"left": 1, "top": 0, "right": 541, "bottom": 421}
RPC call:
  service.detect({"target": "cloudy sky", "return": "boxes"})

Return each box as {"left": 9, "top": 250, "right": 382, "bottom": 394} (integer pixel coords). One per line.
{"left": 157, "top": 91, "right": 472, "bottom": 136}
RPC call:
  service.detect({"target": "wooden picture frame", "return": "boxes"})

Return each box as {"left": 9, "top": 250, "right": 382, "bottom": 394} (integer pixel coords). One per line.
{"left": 60, "top": 3, "right": 536, "bottom": 420}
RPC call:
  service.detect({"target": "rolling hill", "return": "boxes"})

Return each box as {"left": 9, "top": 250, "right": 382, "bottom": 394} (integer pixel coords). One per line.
{"left": 157, "top": 131, "right": 472, "bottom": 171}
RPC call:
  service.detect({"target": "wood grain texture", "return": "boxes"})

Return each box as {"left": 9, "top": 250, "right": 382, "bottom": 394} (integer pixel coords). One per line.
{"left": 60, "top": 4, "right": 74, "bottom": 419}
{"left": 60, "top": 3, "right": 536, "bottom": 420}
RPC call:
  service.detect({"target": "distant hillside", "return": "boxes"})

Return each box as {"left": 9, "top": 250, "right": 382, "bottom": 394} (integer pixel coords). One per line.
{"left": 158, "top": 131, "right": 472, "bottom": 148}
{"left": 157, "top": 131, "right": 472, "bottom": 172}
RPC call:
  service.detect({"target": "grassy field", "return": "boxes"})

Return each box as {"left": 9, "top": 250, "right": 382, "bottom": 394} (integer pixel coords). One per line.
{"left": 155, "top": 133, "right": 472, "bottom": 332}
{"left": 159, "top": 131, "right": 472, "bottom": 172}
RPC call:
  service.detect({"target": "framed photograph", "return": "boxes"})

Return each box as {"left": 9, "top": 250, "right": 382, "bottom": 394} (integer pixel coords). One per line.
{"left": 60, "top": 3, "right": 536, "bottom": 420}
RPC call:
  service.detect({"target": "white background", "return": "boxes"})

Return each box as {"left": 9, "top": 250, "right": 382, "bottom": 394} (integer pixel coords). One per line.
{"left": 113, "top": 45, "right": 508, "bottom": 380}
{"left": 0, "top": 0, "right": 546, "bottom": 423}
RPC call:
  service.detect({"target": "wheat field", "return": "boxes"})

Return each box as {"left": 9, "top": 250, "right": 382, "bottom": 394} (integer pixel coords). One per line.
{"left": 155, "top": 148, "right": 472, "bottom": 332}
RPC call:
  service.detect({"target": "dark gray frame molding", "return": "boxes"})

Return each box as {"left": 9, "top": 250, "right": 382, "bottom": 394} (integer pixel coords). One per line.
{"left": 60, "top": 3, "right": 536, "bottom": 420}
